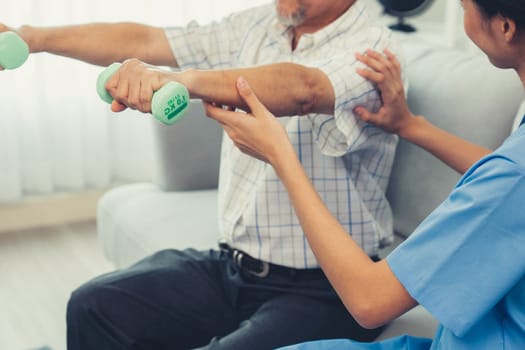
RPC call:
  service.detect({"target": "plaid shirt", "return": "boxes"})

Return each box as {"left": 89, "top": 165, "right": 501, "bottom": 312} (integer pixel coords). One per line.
{"left": 165, "top": 1, "right": 401, "bottom": 268}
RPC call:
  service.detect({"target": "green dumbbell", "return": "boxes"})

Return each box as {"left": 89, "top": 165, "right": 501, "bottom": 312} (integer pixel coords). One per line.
{"left": 0, "top": 31, "right": 29, "bottom": 69}
{"left": 96, "top": 62, "right": 190, "bottom": 125}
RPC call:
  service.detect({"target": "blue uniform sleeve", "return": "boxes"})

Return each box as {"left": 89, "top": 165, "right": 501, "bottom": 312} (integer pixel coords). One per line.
{"left": 276, "top": 335, "right": 433, "bottom": 349}
{"left": 387, "top": 155, "right": 525, "bottom": 337}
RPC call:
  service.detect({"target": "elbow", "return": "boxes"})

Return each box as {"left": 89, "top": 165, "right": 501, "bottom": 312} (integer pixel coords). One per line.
{"left": 349, "top": 301, "right": 390, "bottom": 330}
{"left": 297, "top": 74, "right": 316, "bottom": 115}
{"left": 296, "top": 66, "right": 333, "bottom": 115}
{"left": 356, "top": 316, "right": 387, "bottom": 330}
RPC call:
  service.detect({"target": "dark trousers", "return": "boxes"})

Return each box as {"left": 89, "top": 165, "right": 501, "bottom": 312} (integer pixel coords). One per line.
{"left": 67, "top": 249, "right": 383, "bottom": 350}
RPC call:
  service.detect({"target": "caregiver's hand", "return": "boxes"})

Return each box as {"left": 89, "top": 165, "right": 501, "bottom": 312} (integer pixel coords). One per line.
{"left": 204, "top": 76, "right": 295, "bottom": 166}
{"left": 354, "top": 49, "right": 416, "bottom": 137}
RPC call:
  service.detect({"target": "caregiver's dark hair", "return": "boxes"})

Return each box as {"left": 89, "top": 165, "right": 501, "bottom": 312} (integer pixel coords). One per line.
{"left": 472, "top": 0, "right": 525, "bottom": 28}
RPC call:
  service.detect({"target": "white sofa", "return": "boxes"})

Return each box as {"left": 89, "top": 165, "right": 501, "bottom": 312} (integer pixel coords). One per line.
{"left": 96, "top": 37, "right": 525, "bottom": 342}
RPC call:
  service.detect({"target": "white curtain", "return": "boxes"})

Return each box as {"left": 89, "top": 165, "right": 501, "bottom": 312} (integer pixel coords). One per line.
{"left": 0, "top": 0, "right": 267, "bottom": 202}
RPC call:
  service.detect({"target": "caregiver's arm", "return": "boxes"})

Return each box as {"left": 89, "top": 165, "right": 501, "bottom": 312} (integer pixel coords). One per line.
{"left": 270, "top": 137, "right": 417, "bottom": 329}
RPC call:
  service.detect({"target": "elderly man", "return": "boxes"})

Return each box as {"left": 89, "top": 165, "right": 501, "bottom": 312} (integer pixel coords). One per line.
{"left": 3, "top": 1, "right": 401, "bottom": 348}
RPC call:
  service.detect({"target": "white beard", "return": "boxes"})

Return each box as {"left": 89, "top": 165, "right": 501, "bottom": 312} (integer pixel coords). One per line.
{"left": 275, "top": 1, "right": 307, "bottom": 27}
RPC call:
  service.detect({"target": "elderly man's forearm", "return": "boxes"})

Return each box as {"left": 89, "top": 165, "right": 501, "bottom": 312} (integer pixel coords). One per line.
{"left": 178, "top": 63, "right": 335, "bottom": 116}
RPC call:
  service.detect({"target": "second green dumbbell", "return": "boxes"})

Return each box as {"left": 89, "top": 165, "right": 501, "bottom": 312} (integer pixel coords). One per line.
{"left": 0, "top": 31, "right": 30, "bottom": 69}
{"left": 96, "top": 62, "right": 190, "bottom": 125}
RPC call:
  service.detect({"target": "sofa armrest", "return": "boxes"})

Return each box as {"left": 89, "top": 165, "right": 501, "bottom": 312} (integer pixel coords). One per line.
{"left": 152, "top": 99, "right": 223, "bottom": 191}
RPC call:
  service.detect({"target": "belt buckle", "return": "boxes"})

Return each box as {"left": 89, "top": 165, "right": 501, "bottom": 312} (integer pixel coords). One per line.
{"left": 233, "top": 250, "right": 270, "bottom": 278}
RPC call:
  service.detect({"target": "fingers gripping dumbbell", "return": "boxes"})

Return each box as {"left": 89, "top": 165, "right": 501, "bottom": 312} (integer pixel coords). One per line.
{"left": 96, "top": 62, "right": 190, "bottom": 125}
{"left": 0, "top": 31, "right": 29, "bottom": 69}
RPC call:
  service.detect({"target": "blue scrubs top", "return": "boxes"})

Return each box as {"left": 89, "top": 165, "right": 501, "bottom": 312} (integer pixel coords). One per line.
{"left": 278, "top": 120, "right": 525, "bottom": 350}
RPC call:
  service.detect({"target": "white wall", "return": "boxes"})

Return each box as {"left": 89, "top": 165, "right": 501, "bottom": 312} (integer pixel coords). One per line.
{"left": 368, "top": 0, "right": 467, "bottom": 49}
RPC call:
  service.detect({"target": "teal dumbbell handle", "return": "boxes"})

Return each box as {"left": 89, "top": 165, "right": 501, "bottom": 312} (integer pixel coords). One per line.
{"left": 96, "top": 62, "right": 190, "bottom": 125}
{"left": 0, "top": 31, "right": 29, "bottom": 69}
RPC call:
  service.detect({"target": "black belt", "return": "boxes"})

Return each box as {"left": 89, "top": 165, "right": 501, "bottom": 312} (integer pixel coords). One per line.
{"left": 219, "top": 242, "right": 322, "bottom": 279}
{"left": 219, "top": 242, "right": 379, "bottom": 279}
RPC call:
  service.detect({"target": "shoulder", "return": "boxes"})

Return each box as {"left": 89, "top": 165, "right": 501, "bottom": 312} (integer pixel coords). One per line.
{"left": 465, "top": 130, "right": 525, "bottom": 182}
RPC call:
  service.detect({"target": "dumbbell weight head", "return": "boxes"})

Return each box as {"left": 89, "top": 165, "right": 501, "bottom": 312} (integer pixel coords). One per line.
{"left": 151, "top": 81, "right": 189, "bottom": 125}
{"left": 96, "top": 62, "right": 190, "bottom": 125}
{"left": 96, "top": 62, "right": 121, "bottom": 104}
{"left": 0, "top": 31, "right": 30, "bottom": 69}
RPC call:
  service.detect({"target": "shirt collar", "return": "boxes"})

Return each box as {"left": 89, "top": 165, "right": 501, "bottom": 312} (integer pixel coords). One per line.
{"left": 271, "top": 0, "right": 369, "bottom": 50}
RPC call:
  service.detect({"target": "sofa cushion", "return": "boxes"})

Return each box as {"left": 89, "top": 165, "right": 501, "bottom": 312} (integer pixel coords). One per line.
{"left": 152, "top": 100, "right": 223, "bottom": 191}
{"left": 97, "top": 183, "right": 218, "bottom": 268}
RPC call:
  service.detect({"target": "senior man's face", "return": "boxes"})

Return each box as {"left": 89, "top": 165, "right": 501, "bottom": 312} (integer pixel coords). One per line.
{"left": 275, "top": 0, "right": 354, "bottom": 28}
{"left": 275, "top": 0, "right": 308, "bottom": 27}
